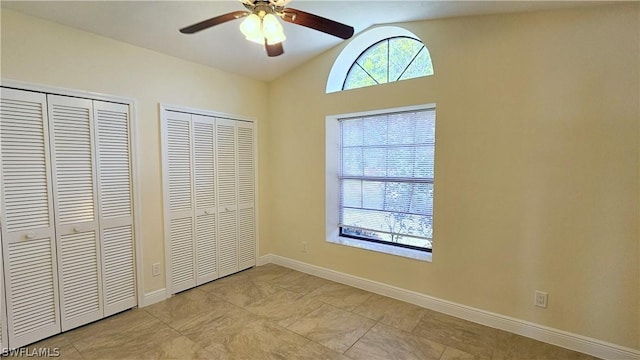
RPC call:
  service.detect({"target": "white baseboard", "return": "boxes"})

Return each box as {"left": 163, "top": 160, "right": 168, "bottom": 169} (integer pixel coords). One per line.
{"left": 141, "top": 288, "right": 167, "bottom": 307}
{"left": 259, "top": 254, "right": 639, "bottom": 360}
{"left": 256, "top": 254, "right": 273, "bottom": 266}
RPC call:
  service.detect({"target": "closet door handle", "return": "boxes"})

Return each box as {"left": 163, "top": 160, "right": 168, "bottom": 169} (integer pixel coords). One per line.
{"left": 225, "top": 207, "right": 230, "bottom": 212}
{"left": 204, "top": 210, "right": 211, "bottom": 215}
{"left": 73, "top": 227, "right": 80, "bottom": 233}
{"left": 25, "top": 232, "right": 35, "bottom": 240}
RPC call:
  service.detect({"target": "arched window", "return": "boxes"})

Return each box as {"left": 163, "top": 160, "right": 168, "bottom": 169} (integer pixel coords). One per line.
{"left": 343, "top": 37, "right": 433, "bottom": 90}
{"left": 326, "top": 26, "right": 433, "bottom": 93}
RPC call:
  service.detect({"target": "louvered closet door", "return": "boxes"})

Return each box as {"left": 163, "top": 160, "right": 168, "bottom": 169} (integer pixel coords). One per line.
{"left": 48, "top": 95, "right": 103, "bottom": 332}
{"left": 94, "top": 101, "right": 136, "bottom": 316}
{"left": 0, "top": 236, "right": 6, "bottom": 350}
{"left": 164, "top": 111, "right": 196, "bottom": 293}
{"left": 0, "top": 88, "right": 61, "bottom": 348}
{"left": 192, "top": 115, "right": 218, "bottom": 285}
{"left": 216, "top": 119, "right": 238, "bottom": 277}
{"left": 237, "top": 122, "right": 255, "bottom": 271}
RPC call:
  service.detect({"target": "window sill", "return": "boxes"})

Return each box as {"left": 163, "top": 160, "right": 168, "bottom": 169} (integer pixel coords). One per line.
{"left": 327, "top": 236, "right": 432, "bottom": 262}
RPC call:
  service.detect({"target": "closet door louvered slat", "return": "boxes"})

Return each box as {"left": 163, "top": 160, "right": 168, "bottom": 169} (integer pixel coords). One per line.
{"left": 163, "top": 111, "right": 196, "bottom": 293}
{"left": 0, "top": 231, "right": 5, "bottom": 350}
{"left": 216, "top": 119, "right": 238, "bottom": 277}
{"left": 94, "top": 101, "right": 136, "bottom": 316}
{"left": 237, "top": 122, "right": 255, "bottom": 271}
{"left": 0, "top": 88, "right": 61, "bottom": 348}
{"left": 47, "top": 95, "right": 103, "bottom": 332}
{"left": 193, "top": 115, "right": 218, "bottom": 284}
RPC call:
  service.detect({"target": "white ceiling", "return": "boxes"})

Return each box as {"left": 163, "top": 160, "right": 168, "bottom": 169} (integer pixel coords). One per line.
{"left": 2, "top": 1, "right": 605, "bottom": 82}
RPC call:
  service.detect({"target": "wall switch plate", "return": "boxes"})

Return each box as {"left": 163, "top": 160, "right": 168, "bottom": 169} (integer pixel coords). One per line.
{"left": 534, "top": 291, "right": 548, "bottom": 308}
{"left": 152, "top": 263, "right": 161, "bottom": 277}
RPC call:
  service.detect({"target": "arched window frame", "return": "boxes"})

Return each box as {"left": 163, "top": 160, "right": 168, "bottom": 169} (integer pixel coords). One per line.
{"left": 326, "top": 26, "right": 433, "bottom": 93}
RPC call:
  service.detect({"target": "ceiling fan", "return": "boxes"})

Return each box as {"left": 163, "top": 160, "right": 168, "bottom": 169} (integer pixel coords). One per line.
{"left": 179, "top": 0, "right": 354, "bottom": 57}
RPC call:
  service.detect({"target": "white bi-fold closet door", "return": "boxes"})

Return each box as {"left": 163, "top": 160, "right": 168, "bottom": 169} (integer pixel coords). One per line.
{"left": 0, "top": 87, "right": 136, "bottom": 349}
{"left": 162, "top": 109, "right": 255, "bottom": 295}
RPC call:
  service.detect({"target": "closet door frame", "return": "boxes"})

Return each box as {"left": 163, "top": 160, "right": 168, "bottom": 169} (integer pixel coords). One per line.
{"left": 1, "top": 79, "right": 144, "bottom": 311}
{"left": 160, "top": 104, "right": 258, "bottom": 296}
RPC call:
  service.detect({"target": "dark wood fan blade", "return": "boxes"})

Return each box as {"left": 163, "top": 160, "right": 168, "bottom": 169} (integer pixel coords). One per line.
{"left": 282, "top": 8, "right": 354, "bottom": 39}
{"left": 180, "top": 11, "right": 249, "bottom": 34}
{"left": 265, "top": 42, "right": 284, "bottom": 57}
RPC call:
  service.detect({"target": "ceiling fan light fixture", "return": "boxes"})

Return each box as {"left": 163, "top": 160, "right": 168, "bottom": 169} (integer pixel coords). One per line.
{"left": 239, "top": 13, "right": 262, "bottom": 42}
{"left": 262, "top": 13, "right": 286, "bottom": 44}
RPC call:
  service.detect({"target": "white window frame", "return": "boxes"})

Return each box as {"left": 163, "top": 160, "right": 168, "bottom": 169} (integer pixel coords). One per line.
{"left": 326, "top": 103, "right": 435, "bottom": 262}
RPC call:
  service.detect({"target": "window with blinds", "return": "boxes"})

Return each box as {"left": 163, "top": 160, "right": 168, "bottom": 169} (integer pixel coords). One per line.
{"left": 338, "top": 108, "right": 435, "bottom": 251}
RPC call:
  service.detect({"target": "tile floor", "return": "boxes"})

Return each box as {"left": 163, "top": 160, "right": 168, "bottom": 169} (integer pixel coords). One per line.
{"left": 16, "top": 264, "right": 600, "bottom": 359}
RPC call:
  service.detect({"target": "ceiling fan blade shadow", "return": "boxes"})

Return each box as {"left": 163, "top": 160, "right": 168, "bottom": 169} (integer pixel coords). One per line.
{"left": 265, "top": 42, "right": 284, "bottom": 57}
{"left": 282, "top": 8, "right": 354, "bottom": 40}
{"left": 180, "top": 11, "right": 249, "bottom": 34}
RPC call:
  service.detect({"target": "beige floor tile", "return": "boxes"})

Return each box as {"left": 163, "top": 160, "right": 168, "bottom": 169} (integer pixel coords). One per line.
{"left": 440, "top": 346, "right": 489, "bottom": 360}
{"left": 144, "top": 288, "right": 227, "bottom": 330}
{"left": 269, "top": 271, "right": 336, "bottom": 294}
{"left": 64, "top": 308, "right": 158, "bottom": 344}
{"left": 70, "top": 318, "right": 183, "bottom": 359}
{"left": 290, "top": 341, "right": 351, "bottom": 360}
{"left": 152, "top": 335, "right": 216, "bottom": 360}
{"left": 206, "top": 277, "right": 282, "bottom": 307}
{"left": 412, "top": 310, "right": 497, "bottom": 358}
{"left": 306, "top": 282, "right": 373, "bottom": 311}
{"left": 12, "top": 335, "right": 82, "bottom": 359}
{"left": 493, "top": 331, "right": 601, "bottom": 360}
{"left": 178, "top": 303, "right": 263, "bottom": 350}
{"left": 242, "top": 287, "right": 325, "bottom": 327}
{"left": 242, "top": 264, "right": 293, "bottom": 283}
{"left": 345, "top": 322, "right": 445, "bottom": 360}
{"left": 203, "top": 319, "right": 309, "bottom": 360}
{"left": 197, "top": 271, "right": 250, "bottom": 293}
{"left": 353, "top": 293, "right": 428, "bottom": 332}
{"left": 287, "top": 303, "right": 375, "bottom": 353}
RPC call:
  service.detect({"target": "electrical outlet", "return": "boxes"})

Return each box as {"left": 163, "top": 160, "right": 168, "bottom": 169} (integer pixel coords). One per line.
{"left": 152, "top": 263, "right": 161, "bottom": 277}
{"left": 302, "top": 241, "right": 308, "bottom": 253}
{"left": 534, "top": 291, "right": 548, "bottom": 308}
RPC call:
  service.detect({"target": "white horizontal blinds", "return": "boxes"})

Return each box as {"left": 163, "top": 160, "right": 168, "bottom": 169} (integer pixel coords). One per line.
{"left": 237, "top": 122, "right": 255, "bottom": 270}
{"left": 94, "top": 101, "right": 136, "bottom": 316}
{"left": 339, "top": 109, "right": 435, "bottom": 248}
{"left": 47, "top": 95, "right": 103, "bottom": 331}
{"left": 216, "top": 119, "right": 238, "bottom": 277}
{"left": 0, "top": 88, "right": 61, "bottom": 348}
{"left": 192, "top": 115, "right": 218, "bottom": 284}
{"left": 165, "top": 111, "right": 196, "bottom": 293}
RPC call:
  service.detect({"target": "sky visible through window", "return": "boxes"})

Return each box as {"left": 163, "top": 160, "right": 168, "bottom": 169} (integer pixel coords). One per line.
{"left": 343, "top": 36, "right": 433, "bottom": 90}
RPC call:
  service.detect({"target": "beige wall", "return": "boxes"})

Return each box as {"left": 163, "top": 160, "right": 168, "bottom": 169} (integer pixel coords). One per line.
{"left": 0, "top": 9, "right": 270, "bottom": 293}
{"left": 267, "top": 4, "right": 639, "bottom": 349}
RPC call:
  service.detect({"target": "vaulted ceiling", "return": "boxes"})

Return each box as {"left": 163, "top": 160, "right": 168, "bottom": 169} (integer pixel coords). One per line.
{"left": 1, "top": 1, "right": 604, "bottom": 81}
